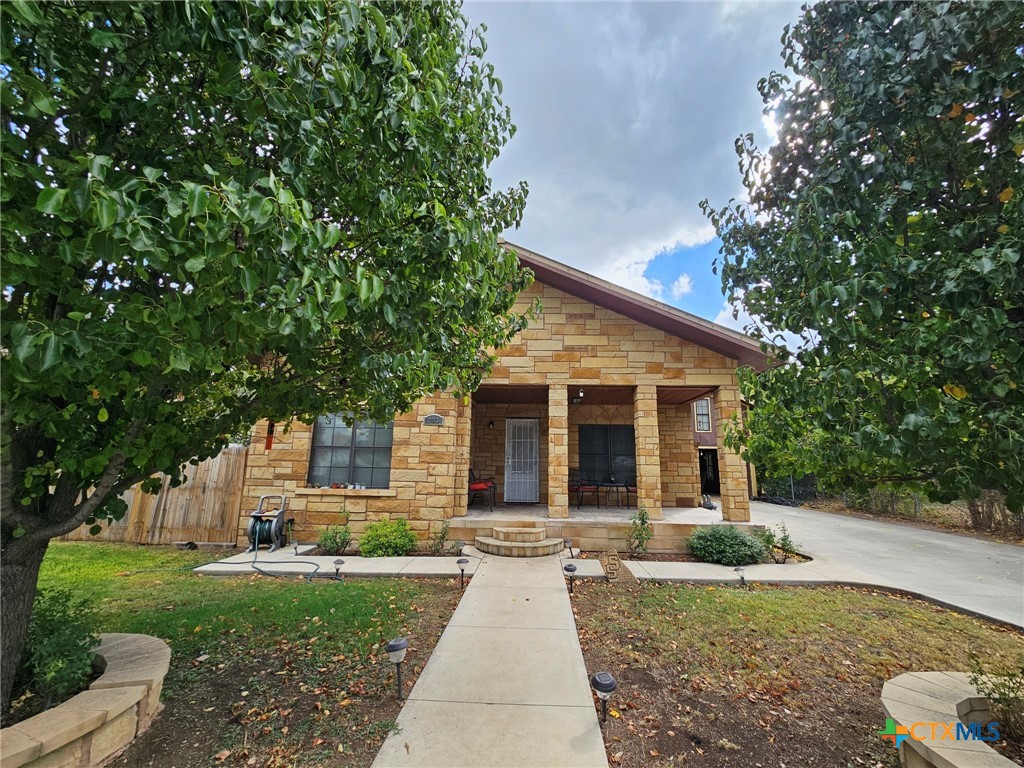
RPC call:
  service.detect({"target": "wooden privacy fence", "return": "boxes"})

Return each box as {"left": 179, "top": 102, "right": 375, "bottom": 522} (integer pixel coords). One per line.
{"left": 63, "top": 444, "right": 247, "bottom": 545}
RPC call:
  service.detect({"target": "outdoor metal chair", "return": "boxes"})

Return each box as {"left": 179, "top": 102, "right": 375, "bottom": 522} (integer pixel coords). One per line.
{"left": 469, "top": 469, "right": 496, "bottom": 511}
{"left": 568, "top": 467, "right": 600, "bottom": 509}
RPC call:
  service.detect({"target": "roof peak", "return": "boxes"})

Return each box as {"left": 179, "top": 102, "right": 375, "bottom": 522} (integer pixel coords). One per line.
{"left": 504, "top": 241, "right": 767, "bottom": 370}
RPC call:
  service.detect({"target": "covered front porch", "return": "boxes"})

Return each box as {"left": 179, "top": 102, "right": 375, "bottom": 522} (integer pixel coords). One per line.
{"left": 462, "top": 383, "right": 750, "bottom": 524}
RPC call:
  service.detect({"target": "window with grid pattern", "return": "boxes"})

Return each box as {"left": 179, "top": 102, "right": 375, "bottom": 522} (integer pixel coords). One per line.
{"left": 578, "top": 425, "right": 636, "bottom": 484}
{"left": 307, "top": 414, "right": 393, "bottom": 488}
{"left": 694, "top": 399, "right": 712, "bottom": 432}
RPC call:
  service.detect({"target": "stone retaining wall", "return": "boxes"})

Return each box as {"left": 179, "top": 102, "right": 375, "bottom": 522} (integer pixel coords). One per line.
{"left": 880, "top": 671, "right": 1017, "bottom": 767}
{"left": 1, "top": 633, "right": 170, "bottom": 768}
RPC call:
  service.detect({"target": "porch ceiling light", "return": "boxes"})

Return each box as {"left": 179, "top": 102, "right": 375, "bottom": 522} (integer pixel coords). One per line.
{"left": 590, "top": 671, "right": 618, "bottom": 723}
{"left": 457, "top": 557, "right": 469, "bottom": 590}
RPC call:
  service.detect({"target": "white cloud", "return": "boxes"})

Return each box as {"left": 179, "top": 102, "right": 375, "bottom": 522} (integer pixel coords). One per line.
{"left": 465, "top": 1, "right": 803, "bottom": 287}
{"left": 670, "top": 273, "right": 694, "bottom": 298}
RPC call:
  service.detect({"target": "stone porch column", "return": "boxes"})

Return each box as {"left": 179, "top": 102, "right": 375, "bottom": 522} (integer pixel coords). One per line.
{"left": 452, "top": 395, "right": 471, "bottom": 518}
{"left": 633, "top": 385, "right": 663, "bottom": 519}
{"left": 715, "top": 384, "right": 751, "bottom": 522}
{"left": 547, "top": 385, "right": 569, "bottom": 518}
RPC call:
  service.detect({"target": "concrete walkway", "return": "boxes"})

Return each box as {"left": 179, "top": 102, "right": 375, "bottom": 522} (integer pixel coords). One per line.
{"left": 193, "top": 546, "right": 480, "bottom": 579}
{"left": 372, "top": 553, "right": 607, "bottom": 768}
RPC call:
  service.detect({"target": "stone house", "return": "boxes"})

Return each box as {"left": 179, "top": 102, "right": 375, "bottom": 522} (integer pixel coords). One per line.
{"left": 236, "top": 243, "right": 765, "bottom": 552}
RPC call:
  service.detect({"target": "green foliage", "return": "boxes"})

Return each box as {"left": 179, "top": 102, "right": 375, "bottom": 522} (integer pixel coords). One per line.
{"left": 20, "top": 588, "right": 97, "bottom": 712}
{"left": 0, "top": 0, "right": 531, "bottom": 706}
{"left": 627, "top": 505, "right": 653, "bottom": 558}
{"left": 427, "top": 520, "right": 451, "bottom": 556}
{"left": 753, "top": 522, "right": 799, "bottom": 564}
{"left": 1, "top": 0, "right": 532, "bottom": 541}
{"left": 358, "top": 519, "right": 417, "bottom": 558}
{"left": 969, "top": 654, "right": 1024, "bottom": 741}
{"left": 317, "top": 525, "right": 352, "bottom": 556}
{"left": 689, "top": 526, "right": 766, "bottom": 567}
{"left": 701, "top": 1, "right": 1024, "bottom": 513}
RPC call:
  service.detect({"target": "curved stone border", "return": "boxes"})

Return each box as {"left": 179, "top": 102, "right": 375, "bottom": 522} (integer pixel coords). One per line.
{"left": 881, "top": 671, "right": 1016, "bottom": 767}
{"left": 1, "top": 633, "right": 170, "bottom": 768}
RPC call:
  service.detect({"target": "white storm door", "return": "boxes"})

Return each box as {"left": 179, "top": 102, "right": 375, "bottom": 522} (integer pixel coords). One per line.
{"left": 504, "top": 418, "right": 540, "bottom": 502}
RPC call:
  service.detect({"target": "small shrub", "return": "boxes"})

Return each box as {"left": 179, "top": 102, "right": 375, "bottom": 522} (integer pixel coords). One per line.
{"left": 22, "top": 588, "right": 98, "bottom": 711}
{"left": 970, "top": 654, "right": 1024, "bottom": 741}
{"left": 318, "top": 525, "right": 352, "bottom": 556}
{"left": 427, "top": 520, "right": 451, "bottom": 555}
{"left": 627, "top": 505, "right": 653, "bottom": 558}
{"left": 689, "top": 526, "right": 766, "bottom": 567}
{"left": 358, "top": 518, "right": 417, "bottom": 557}
{"left": 754, "top": 522, "right": 800, "bottom": 563}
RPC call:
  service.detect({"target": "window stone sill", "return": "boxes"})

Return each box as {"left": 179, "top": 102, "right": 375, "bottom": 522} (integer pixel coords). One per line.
{"left": 296, "top": 487, "right": 397, "bottom": 498}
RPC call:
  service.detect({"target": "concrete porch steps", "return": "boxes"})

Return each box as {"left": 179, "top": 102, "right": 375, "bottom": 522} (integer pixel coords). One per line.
{"left": 475, "top": 526, "right": 564, "bottom": 557}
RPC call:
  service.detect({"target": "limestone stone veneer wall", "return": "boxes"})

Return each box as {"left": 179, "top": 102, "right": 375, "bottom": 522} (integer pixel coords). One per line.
{"left": 1, "top": 633, "right": 170, "bottom": 768}
{"left": 240, "top": 393, "right": 471, "bottom": 544}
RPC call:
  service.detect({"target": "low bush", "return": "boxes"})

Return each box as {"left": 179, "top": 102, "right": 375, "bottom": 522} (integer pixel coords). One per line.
{"left": 627, "top": 505, "right": 653, "bottom": 558}
{"left": 358, "top": 519, "right": 417, "bottom": 557}
{"left": 317, "top": 525, "right": 352, "bottom": 556}
{"left": 753, "top": 522, "right": 800, "bottom": 563}
{"left": 13, "top": 588, "right": 98, "bottom": 719}
{"left": 970, "top": 654, "right": 1024, "bottom": 741}
{"left": 427, "top": 520, "right": 451, "bottom": 555}
{"left": 689, "top": 526, "right": 766, "bottom": 566}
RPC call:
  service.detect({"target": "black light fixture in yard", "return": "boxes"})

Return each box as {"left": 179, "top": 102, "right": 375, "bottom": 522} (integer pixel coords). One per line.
{"left": 457, "top": 558, "right": 469, "bottom": 590}
{"left": 385, "top": 637, "right": 409, "bottom": 700}
{"left": 334, "top": 559, "right": 344, "bottom": 579}
{"left": 455, "top": 540, "right": 466, "bottom": 556}
{"left": 590, "top": 671, "right": 618, "bottom": 724}
{"left": 563, "top": 562, "right": 577, "bottom": 594}
{"left": 734, "top": 566, "right": 746, "bottom": 587}
{"left": 563, "top": 537, "right": 574, "bottom": 559}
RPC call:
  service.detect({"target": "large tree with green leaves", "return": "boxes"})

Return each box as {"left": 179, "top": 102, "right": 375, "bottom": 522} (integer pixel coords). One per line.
{"left": 702, "top": 2, "right": 1023, "bottom": 512}
{"left": 0, "top": 0, "right": 531, "bottom": 712}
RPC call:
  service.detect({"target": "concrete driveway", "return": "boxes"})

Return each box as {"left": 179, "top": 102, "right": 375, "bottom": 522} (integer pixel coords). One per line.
{"left": 748, "top": 500, "right": 1024, "bottom": 627}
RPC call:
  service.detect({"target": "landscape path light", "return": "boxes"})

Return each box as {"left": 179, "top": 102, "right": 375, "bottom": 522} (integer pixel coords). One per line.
{"left": 334, "top": 559, "right": 344, "bottom": 579}
{"left": 457, "top": 558, "right": 469, "bottom": 590}
{"left": 734, "top": 566, "right": 746, "bottom": 587}
{"left": 590, "top": 671, "right": 618, "bottom": 723}
{"left": 385, "top": 637, "right": 409, "bottom": 700}
{"left": 564, "top": 537, "right": 574, "bottom": 559}
{"left": 563, "top": 563, "right": 577, "bottom": 594}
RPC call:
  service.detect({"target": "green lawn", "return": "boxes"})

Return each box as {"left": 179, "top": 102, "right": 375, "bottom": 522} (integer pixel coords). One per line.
{"left": 36, "top": 542, "right": 461, "bottom": 767}
{"left": 574, "top": 581, "right": 1024, "bottom": 768}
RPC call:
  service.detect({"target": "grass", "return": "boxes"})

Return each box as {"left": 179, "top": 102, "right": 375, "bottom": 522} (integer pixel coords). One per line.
{"left": 579, "top": 582, "right": 1024, "bottom": 699}
{"left": 40, "top": 543, "right": 420, "bottom": 660}
{"left": 574, "top": 581, "right": 1024, "bottom": 767}
{"left": 35, "top": 542, "right": 461, "bottom": 767}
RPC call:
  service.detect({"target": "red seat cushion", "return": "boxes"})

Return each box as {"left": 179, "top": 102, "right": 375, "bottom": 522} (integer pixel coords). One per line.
{"left": 469, "top": 481, "right": 492, "bottom": 492}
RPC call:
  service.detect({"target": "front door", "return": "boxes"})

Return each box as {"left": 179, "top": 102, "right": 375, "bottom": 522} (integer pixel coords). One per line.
{"left": 504, "top": 418, "right": 540, "bottom": 502}
{"left": 699, "top": 449, "right": 720, "bottom": 495}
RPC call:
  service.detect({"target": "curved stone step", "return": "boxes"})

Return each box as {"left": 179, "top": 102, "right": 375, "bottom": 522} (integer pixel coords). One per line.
{"left": 474, "top": 536, "right": 564, "bottom": 558}
{"left": 493, "top": 526, "right": 546, "bottom": 543}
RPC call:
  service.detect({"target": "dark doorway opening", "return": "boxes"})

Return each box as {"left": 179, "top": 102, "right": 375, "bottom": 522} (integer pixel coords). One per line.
{"left": 699, "top": 449, "right": 720, "bottom": 495}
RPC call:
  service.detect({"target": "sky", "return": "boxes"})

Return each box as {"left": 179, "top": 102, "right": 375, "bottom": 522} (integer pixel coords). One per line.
{"left": 462, "top": 1, "right": 804, "bottom": 330}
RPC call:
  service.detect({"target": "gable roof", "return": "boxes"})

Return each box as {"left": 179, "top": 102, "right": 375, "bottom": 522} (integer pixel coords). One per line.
{"left": 505, "top": 241, "right": 768, "bottom": 371}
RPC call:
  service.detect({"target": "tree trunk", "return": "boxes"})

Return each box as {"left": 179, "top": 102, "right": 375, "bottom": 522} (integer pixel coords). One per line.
{"left": 1, "top": 533, "right": 50, "bottom": 714}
